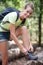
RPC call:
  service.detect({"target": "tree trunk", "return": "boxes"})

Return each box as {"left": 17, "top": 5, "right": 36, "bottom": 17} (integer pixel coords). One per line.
{"left": 38, "top": 0, "right": 42, "bottom": 46}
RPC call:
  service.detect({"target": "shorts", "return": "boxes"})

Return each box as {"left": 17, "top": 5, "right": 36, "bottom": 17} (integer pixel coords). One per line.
{"left": 0, "top": 31, "right": 10, "bottom": 42}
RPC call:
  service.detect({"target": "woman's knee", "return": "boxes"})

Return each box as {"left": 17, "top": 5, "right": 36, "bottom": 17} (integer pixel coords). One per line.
{"left": 21, "top": 26, "right": 27, "bottom": 33}
{"left": 22, "top": 26, "right": 27, "bottom": 30}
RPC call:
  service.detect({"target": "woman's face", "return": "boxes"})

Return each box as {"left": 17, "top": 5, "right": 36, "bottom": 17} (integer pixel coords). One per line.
{"left": 22, "top": 6, "right": 33, "bottom": 19}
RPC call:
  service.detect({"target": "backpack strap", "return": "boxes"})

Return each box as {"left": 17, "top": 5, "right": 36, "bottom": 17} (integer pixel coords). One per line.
{"left": 21, "top": 19, "right": 26, "bottom": 25}
{"left": 16, "top": 11, "right": 20, "bottom": 21}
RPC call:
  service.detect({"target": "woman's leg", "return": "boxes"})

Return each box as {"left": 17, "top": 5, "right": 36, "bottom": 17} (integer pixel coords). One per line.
{"left": 15, "top": 27, "right": 38, "bottom": 60}
{"left": 14, "top": 27, "right": 28, "bottom": 55}
{"left": 21, "top": 26, "right": 33, "bottom": 51}
{"left": 15, "top": 27, "right": 33, "bottom": 52}
{"left": 0, "top": 41, "right": 8, "bottom": 65}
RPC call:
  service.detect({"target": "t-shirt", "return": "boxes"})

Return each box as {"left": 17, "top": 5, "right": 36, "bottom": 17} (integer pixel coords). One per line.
{"left": 0, "top": 11, "right": 28, "bottom": 32}
{"left": 0, "top": 12, "right": 22, "bottom": 31}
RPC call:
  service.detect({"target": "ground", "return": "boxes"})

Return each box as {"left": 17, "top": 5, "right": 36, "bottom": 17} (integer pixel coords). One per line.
{"left": 0, "top": 45, "right": 43, "bottom": 65}
{"left": 8, "top": 47, "right": 43, "bottom": 65}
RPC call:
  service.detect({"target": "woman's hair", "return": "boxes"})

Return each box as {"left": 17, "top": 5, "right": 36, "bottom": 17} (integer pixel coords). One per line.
{"left": 24, "top": 1, "right": 34, "bottom": 10}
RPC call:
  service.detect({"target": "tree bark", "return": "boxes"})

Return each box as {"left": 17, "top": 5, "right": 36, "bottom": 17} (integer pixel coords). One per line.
{"left": 38, "top": 0, "right": 42, "bottom": 46}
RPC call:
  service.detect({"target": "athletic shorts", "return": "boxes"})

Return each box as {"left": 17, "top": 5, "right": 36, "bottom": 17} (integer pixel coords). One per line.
{"left": 0, "top": 31, "right": 10, "bottom": 42}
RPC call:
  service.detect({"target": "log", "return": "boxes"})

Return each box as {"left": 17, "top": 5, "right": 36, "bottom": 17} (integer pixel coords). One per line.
{"left": 8, "top": 40, "right": 23, "bottom": 49}
{"left": 0, "top": 40, "right": 23, "bottom": 65}
{"left": 0, "top": 40, "right": 23, "bottom": 61}
{"left": 0, "top": 47, "right": 24, "bottom": 61}
{"left": 8, "top": 48, "right": 21, "bottom": 59}
{"left": 0, "top": 40, "right": 43, "bottom": 65}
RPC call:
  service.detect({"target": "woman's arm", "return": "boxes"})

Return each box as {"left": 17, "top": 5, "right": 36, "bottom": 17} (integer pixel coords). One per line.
{"left": 10, "top": 23, "right": 27, "bottom": 54}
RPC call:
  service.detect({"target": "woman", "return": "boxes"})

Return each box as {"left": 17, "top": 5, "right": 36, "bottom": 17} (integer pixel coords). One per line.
{"left": 0, "top": 2, "right": 38, "bottom": 65}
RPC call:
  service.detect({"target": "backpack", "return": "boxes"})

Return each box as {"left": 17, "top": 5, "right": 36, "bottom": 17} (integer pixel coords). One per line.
{"left": 0, "top": 7, "right": 26, "bottom": 31}
{"left": 0, "top": 7, "right": 26, "bottom": 24}
{"left": 0, "top": 7, "right": 20, "bottom": 21}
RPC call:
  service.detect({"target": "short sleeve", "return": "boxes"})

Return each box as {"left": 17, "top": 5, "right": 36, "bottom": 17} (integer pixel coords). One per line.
{"left": 8, "top": 12, "right": 17, "bottom": 24}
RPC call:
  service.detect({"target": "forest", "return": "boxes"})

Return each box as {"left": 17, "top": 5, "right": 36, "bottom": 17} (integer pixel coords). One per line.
{"left": 0, "top": 0, "right": 43, "bottom": 45}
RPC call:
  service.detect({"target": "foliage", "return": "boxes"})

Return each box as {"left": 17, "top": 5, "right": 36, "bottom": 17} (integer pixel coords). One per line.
{"left": 0, "top": 0, "right": 43, "bottom": 43}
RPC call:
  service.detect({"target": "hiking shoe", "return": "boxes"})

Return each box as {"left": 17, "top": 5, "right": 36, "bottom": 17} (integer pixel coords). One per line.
{"left": 25, "top": 52, "right": 38, "bottom": 60}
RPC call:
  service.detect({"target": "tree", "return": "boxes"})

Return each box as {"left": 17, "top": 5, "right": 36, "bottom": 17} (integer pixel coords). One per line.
{"left": 38, "top": 0, "right": 43, "bottom": 46}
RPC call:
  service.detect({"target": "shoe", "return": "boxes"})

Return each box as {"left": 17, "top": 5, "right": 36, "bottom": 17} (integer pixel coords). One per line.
{"left": 28, "top": 51, "right": 33, "bottom": 53}
{"left": 25, "top": 52, "right": 38, "bottom": 60}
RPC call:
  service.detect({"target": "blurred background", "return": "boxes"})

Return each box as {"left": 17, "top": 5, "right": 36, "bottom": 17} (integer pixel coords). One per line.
{"left": 0, "top": 0, "right": 43, "bottom": 46}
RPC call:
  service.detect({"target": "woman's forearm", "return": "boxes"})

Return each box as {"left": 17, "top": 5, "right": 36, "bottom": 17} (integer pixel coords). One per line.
{"left": 10, "top": 23, "right": 27, "bottom": 54}
{"left": 11, "top": 32, "right": 27, "bottom": 53}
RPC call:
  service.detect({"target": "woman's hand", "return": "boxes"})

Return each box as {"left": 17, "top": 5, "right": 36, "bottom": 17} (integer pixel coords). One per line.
{"left": 29, "top": 44, "right": 34, "bottom": 52}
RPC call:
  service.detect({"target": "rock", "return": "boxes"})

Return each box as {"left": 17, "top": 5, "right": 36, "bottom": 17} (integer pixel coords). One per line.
{"left": 16, "top": 60, "right": 23, "bottom": 65}
{"left": 25, "top": 60, "right": 33, "bottom": 65}
{"left": 36, "top": 51, "right": 43, "bottom": 62}
{"left": 36, "top": 47, "right": 42, "bottom": 52}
